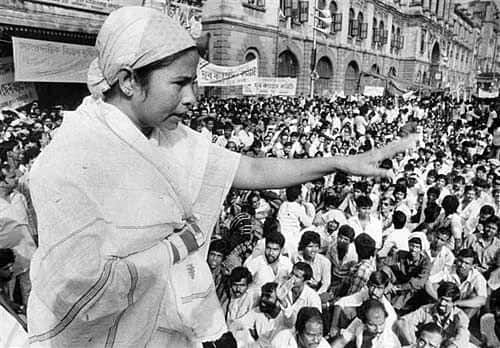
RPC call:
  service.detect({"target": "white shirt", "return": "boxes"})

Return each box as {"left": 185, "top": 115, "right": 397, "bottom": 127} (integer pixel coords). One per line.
{"left": 282, "top": 285, "right": 322, "bottom": 329}
{"left": 232, "top": 308, "right": 287, "bottom": 348}
{"left": 341, "top": 317, "right": 401, "bottom": 348}
{"left": 291, "top": 252, "right": 332, "bottom": 294}
{"left": 335, "top": 289, "right": 397, "bottom": 328}
{"left": 378, "top": 227, "right": 411, "bottom": 258}
{"left": 271, "top": 329, "right": 330, "bottom": 348}
{"left": 278, "top": 201, "right": 313, "bottom": 255}
{"left": 431, "top": 267, "right": 488, "bottom": 299}
{"left": 244, "top": 254, "right": 293, "bottom": 289}
{"left": 428, "top": 246, "right": 455, "bottom": 282}
{"left": 348, "top": 215, "right": 383, "bottom": 249}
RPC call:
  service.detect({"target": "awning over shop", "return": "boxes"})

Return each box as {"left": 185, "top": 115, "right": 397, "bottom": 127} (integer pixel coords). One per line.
{"left": 12, "top": 37, "right": 96, "bottom": 83}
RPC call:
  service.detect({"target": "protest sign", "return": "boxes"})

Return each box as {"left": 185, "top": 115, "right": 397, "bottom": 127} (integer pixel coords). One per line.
{"left": 13, "top": 37, "right": 96, "bottom": 83}
{"left": 0, "top": 57, "right": 38, "bottom": 109}
{"left": 198, "top": 58, "right": 258, "bottom": 86}
{"left": 242, "top": 77, "right": 297, "bottom": 96}
{"left": 363, "top": 85, "right": 385, "bottom": 96}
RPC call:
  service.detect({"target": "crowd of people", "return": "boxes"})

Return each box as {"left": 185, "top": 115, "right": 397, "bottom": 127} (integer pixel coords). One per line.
{"left": 1, "top": 92, "right": 500, "bottom": 348}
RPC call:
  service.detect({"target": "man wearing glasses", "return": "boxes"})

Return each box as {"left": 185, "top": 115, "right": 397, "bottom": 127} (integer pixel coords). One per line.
{"left": 425, "top": 248, "right": 487, "bottom": 318}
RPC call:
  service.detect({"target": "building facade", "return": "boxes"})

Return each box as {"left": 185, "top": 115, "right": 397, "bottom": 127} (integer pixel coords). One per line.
{"left": 203, "top": 0, "right": 480, "bottom": 96}
{"left": 0, "top": 0, "right": 489, "bottom": 100}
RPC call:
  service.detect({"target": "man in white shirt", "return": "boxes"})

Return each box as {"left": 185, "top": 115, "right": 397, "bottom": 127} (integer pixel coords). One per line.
{"left": 231, "top": 282, "right": 286, "bottom": 348}
{"left": 244, "top": 232, "right": 293, "bottom": 289}
{"left": 292, "top": 231, "right": 331, "bottom": 294}
{"left": 277, "top": 262, "right": 322, "bottom": 329}
{"left": 348, "top": 195, "right": 383, "bottom": 249}
{"left": 278, "top": 185, "right": 314, "bottom": 256}
{"left": 271, "top": 306, "right": 330, "bottom": 348}
{"left": 426, "top": 248, "right": 487, "bottom": 318}
{"left": 332, "top": 299, "right": 401, "bottom": 348}
{"left": 428, "top": 227, "right": 455, "bottom": 282}
{"left": 329, "top": 271, "right": 397, "bottom": 339}
{"left": 379, "top": 211, "right": 410, "bottom": 258}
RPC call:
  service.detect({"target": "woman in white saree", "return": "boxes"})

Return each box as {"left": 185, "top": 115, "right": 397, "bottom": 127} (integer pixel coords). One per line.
{"left": 27, "top": 6, "right": 417, "bottom": 348}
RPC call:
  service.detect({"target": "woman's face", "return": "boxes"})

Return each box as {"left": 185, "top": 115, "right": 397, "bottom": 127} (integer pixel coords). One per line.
{"left": 131, "top": 49, "right": 199, "bottom": 131}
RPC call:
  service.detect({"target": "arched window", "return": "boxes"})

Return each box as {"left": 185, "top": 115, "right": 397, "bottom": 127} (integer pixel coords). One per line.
{"left": 245, "top": 51, "right": 257, "bottom": 62}
{"left": 348, "top": 8, "right": 356, "bottom": 37}
{"left": 372, "top": 18, "right": 378, "bottom": 46}
{"left": 278, "top": 50, "right": 298, "bottom": 77}
{"left": 329, "top": 0, "right": 337, "bottom": 13}
{"left": 396, "top": 27, "right": 401, "bottom": 51}
{"left": 357, "top": 12, "right": 364, "bottom": 38}
{"left": 391, "top": 24, "right": 396, "bottom": 52}
{"left": 379, "top": 20, "right": 385, "bottom": 45}
{"left": 315, "top": 57, "right": 333, "bottom": 95}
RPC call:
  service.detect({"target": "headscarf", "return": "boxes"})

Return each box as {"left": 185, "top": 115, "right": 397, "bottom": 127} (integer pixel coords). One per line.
{"left": 87, "top": 6, "right": 196, "bottom": 99}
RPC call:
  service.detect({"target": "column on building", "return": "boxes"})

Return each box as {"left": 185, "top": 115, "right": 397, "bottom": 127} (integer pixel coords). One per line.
{"left": 384, "top": 14, "right": 393, "bottom": 56}
{"left": 423, "top": 0, "right": 430, "bottom": 12}
{"left": 367, "top": 3, "right": 375, "bottom": 48}
{"left": 340, "top": 0, "right": 351, "bottom": 43}
{"left": 437, "top": 0, "right": 445, "bottom": 19}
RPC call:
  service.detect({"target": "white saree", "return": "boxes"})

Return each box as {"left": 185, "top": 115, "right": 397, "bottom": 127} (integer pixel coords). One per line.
{"left": 27, "top": 97, "right": 240, "bottom": 347}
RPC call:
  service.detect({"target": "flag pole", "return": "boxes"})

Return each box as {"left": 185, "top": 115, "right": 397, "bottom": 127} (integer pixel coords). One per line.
{"left": 310, "top": 0, "right": 319, "bottom": 98}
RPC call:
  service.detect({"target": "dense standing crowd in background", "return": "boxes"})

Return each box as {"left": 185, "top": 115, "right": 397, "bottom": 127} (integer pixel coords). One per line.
{"left": 1, "top": 93, "right": 500, "bottom": 347}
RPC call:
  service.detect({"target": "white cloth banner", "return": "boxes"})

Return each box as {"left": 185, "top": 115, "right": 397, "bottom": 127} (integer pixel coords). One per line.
{"left": 242, "top": 77, "right": 297, "bottom": 96}
{"left": 478, "top": 89, "right": 499, "bottom": 99}
{"left": 12, "top": 37, "right": 96, "bottom": 83}
{"left": 0, "top": 57, "right": 38, "bottom": 109}
{"left": 197, "top": 58, "right": 258, "bottom": 86}
{"left": 363, "top": 85, "right": 385, "bottom": 96}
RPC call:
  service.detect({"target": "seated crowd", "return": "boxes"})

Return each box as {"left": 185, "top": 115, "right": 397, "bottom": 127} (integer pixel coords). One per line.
{"left": 1, "top": 94, "right": 500, "bottom": 347}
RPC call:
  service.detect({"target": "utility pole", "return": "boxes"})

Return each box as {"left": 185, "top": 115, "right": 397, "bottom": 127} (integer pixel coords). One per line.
{"left": 310, "top": 0, "right": 319, "bottom": 98}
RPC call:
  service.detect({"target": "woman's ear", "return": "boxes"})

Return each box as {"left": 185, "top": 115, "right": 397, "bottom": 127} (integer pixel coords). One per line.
{"left": 116, "top": 69, "right": 137, "bottom": 98}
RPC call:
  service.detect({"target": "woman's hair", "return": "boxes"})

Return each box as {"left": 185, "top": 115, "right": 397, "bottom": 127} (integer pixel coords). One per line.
{"left": 295, "top": 307, "right": 323, "bottom": 334}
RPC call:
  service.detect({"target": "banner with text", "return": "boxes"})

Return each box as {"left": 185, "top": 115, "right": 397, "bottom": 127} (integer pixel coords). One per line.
{"left": 363, "top": 85, "right": 385, "bottom": 97}
{"left": 36, "top": 0, "right": 139, "bottom": 14}
{"left": 478, "top": 88, "right": 499, "bottom": 99}
{"left": 242, "top": 77, "right": 297, "bottom": 96}
{"left": 197, "top": 58, "right": 258, "bottom": 86}
{"left": 13, "top": 37, "right": 97, "bottom": 83}
{"left": 0, "top": 57, "right": 38, "bottom": 109}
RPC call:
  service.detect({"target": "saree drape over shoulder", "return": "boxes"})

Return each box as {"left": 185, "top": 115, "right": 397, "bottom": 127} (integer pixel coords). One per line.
{"left": 27, "top": 97, "right": 240, "bottom": 347}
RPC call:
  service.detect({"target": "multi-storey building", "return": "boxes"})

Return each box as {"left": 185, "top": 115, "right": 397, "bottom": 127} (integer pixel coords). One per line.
{"left": 204, "top": 0, "right": 479, "bottom": 96}
{"left": 0, "top": 0, "right": 487, "bottom": 101}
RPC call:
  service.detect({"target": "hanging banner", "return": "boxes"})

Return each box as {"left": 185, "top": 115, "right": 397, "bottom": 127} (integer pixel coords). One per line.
{"left": 35, "top": 0, "right": 139, "bottom": 14}
{"left": 363, "top": 85, "right": 385, "bottom": 96}
{"left": 0, "top": 57, "right": 38, "bottom": 109}
{"left": 197, "top": 58, "right": 258, "bottom": 86}
{"left": 242, "top": 77, "right": 297, "bottom": 96}
{"left": 478, "top": 89, "right": 499, "bottom": 99}
{"left": 12, "top": 37, "right": 97, "bottom": 83}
